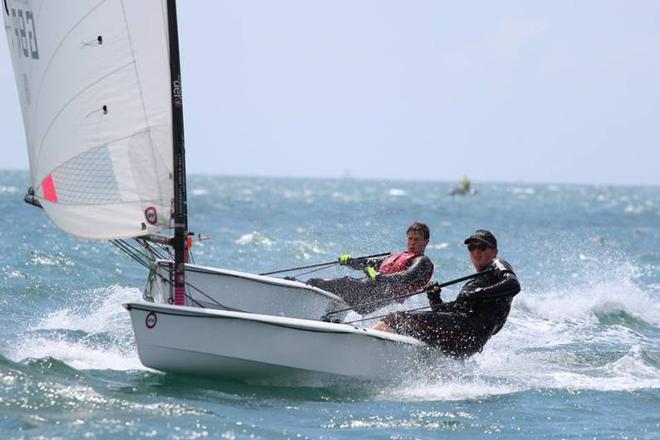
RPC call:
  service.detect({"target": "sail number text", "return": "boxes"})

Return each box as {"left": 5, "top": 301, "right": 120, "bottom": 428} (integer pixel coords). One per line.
{"left": 10, "top": 8, "right": 39, "bottom": 59}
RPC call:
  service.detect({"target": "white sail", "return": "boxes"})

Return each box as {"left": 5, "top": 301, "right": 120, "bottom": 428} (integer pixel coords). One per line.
{"left": 3, "top": 0, "right": 173, "bottom": 239}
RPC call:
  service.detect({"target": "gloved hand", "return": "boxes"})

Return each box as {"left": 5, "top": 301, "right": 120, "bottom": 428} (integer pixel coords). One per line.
{"left": 364, "top": 267, "right": 378, "bottom": 281}
{"left": 338, "top": 254, "right": 352, "bottom": 265}
{"left": 425, "top": 282, "right": 442, "bottom": 305}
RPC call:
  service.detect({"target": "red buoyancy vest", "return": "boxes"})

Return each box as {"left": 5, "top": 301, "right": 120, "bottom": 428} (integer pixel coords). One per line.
{"left": 379, "top": 251, "right": 434, "bottom": 299}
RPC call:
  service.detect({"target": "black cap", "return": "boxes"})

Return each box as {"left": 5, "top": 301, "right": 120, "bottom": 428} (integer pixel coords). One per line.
{"left": 464, "top": 229, "right": 497, "bottom": 248}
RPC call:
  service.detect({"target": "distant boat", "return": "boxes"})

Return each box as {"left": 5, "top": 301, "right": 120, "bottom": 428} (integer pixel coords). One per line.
{"left": 4, "top": 0, "right": 426, "bottom": 380}
{"left": 448, "top": 175, "right": 478, "bottom": 196}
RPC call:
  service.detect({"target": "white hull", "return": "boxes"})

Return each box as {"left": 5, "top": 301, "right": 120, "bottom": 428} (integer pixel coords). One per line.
{"left": 125, "top": 302, "right": 427, "bottom": 380}
{"left": 144, "top": 260, "right": 349, "bottom": 320}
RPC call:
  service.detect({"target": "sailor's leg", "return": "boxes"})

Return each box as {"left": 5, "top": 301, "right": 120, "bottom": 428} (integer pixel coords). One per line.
{"left": 308, "top": 276, "right": 375, "bottom": 313}
{"left": 383, "top": 311, "right": 487, "bottom": 357}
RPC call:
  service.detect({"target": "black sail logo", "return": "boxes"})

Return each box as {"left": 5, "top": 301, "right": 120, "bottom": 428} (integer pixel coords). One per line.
{"left": 10, "top": 7, "right": 39, "bottom": 59}
{"left": 172, "top": 78, "right": 182, "bottom": 107}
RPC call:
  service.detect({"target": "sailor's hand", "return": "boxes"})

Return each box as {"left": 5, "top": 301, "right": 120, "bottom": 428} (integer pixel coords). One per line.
{"left": 426, "top": 282, "right": 442, "bottom": 295}
{"left": 364, "top": 267, "right": 379, "bottom": 281}
{"left": 338, "top": 254, "right": 352, "bottom": 265}
{"left": 425, "top": 282, "right": 442, "bottom": 304}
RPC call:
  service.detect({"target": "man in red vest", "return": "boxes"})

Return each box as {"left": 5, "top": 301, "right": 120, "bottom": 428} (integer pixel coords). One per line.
{"left": 307, "top": 222, "right": 434, "bottom": 314}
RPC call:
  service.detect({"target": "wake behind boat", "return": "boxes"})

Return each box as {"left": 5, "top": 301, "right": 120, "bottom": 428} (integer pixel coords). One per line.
{"left": 3, "top": 0, "right": 427, "bottom": 380}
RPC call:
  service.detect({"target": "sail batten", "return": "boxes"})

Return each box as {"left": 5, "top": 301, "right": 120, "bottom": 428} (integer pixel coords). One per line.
{"left": 4, "top": 1, "right": 174, "bottom": 240}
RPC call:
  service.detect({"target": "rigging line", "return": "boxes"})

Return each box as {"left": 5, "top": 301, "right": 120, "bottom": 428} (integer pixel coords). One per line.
{"left": 116, "top": 237, "right": 143, "bottom": 254}
{"left": 135, "top": 238, "right": 170, "bottom": 260}
{"left": 323, "top": 269, "right": 495, "bottom": 318}
{"left": 150, "top": 241, "right": 172, "bottom": 260}
{"left": 323, "top": 288, "right": 428, "bottom": 319}
{"left": 129, "top": 245, "right": 224, "bottom": 309}
{"left": 111, "top": 239, "right": 144, "bottom": 263}
{"left": 183, "top": 278, "right": 225, "bottom": 308}
{"left": 115, "top": 239, "right": 158, "bottom": 270}
{"left": 343, "top": 305, "right": 433, "bottom": 325}
{"left": 259, "top": 261, "right": 337, "bottom": 276}
{"left": 128, "top": 239, "right": 217, "bottom": 307}
{"left": 258, "top": 252, "right": 392, "bottom": 276}
{"left": 151, "top": 268, "right": 226, "bottom": 309}
{"left": 110, "top": 240, "right": 151, "bottom": 270}
{"left": 343, "top": 289, "right": 520, "bottom": 325}
{"left": 116, "top": 238, "right": 152, "bottom": 263}
{"left": 181, "top": 289, "right": 203, "bottom": 308}
{"left": 112, "top": 240, "right": 220, "bottom": 310}
{"left": 152, "top": 245, "right": 170, "bottom": 260}
{"left": 290, "top": 265, "right": 337, "bottom": 278}
{"left": 111, "top": 239, "right": 152, "bottom": 268}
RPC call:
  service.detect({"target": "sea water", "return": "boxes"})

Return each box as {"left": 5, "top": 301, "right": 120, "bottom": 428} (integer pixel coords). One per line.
{"left": 0, "top": 170, "right": 658, "bottom": 439}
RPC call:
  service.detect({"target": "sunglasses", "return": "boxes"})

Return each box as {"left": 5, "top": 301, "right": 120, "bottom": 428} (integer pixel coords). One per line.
{"left": 467, "top": 243, "right": 490, "bottom": 252}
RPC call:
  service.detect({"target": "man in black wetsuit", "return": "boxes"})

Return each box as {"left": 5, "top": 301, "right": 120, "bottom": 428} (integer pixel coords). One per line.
{"left": 374, "top": 229, "right": 521, "bottom": 357}
{"left": 307, "top": 222, "right": 434, "bottom": 314}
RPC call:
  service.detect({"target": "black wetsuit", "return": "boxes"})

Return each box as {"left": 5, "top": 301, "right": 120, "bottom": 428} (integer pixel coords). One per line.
{"left": 383, "top": 258, "right": 521, "bottom": 357}
{"left": 308, "top": 254, "right": 434, "bottom": 314}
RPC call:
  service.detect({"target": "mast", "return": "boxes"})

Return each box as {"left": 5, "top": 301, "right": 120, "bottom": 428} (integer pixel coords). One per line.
{"left": 167, "top": 0, "right": 188, "bottom": 306}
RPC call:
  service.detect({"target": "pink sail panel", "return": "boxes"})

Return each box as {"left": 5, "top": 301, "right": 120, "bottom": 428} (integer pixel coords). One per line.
{"left": 41, "top": 175, "right": 58, "bottom": 202}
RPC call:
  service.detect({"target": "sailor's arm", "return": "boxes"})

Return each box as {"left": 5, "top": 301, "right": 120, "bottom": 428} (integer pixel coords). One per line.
{"left": 341, "top": 255, "right": 387, "bottom": 271}
{"left": 460, "top": 261, "right": 521, "bottom": 300}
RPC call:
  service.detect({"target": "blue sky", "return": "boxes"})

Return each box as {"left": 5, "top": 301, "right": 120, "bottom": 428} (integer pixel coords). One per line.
{"left": 2, "top": 1, "right": 659, "bottom": 185}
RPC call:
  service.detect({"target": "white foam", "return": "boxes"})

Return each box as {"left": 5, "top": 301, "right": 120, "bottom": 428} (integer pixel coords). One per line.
{"left": 7, "top": 256, "right": 658, "bottom": 395}
{"left": 287, "top": 239, "right": 325, "bottom": 260}
{"left": 10, "top": 285, "right": 147, "bottom": 371}
{"left": 521, "top": 279, "right": 660, "bottom": 328}
{"left": 191, "top": 188, "right": 209, "bottom": 196}
{"left": 28, "top": 250, "right": 75, "bottom": 267}
{"left": 235, "top": 231, "right": 275, "bottom": 247}
{"left": 382, "top": 264, "right": 660, "bottom": 400}
{"left": 17, "top": 336, "right": 143, "bottom": 371}
{"left": 511, "top": 187, "right": 535, "bottom": 195}
{"left": 388, "top": 188, "right": 407, "bottom": 197}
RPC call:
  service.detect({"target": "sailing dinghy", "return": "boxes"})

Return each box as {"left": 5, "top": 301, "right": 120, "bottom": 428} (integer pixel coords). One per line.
{"left": 3, "top": 0, "right": 427, "bottom": 380}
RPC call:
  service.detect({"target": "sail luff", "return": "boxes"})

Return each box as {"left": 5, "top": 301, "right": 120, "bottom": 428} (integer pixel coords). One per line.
{"left": 166, "top": 0, "right": 188, "bottom": 306}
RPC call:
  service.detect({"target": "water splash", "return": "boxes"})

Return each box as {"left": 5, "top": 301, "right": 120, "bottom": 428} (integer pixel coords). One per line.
{"left": 8, "top": 285, "right": 145, "bottom": 371}
{"left": 235, "top": 231, "right": 276, "bottom": 247}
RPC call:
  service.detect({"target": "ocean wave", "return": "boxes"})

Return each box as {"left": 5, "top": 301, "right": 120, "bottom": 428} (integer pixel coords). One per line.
{"left": 375, "top": 269, "right": 660, "bottom": 401}
{"left": 190, "top": 187, "right": 209, "bottom": 196}
{"left": 27, "top": 250, "right": 75, "bottom": 267}
{"left": 388, "top": 188, "right": 407, "bottom": 197}
{"left": 286, "top": 239, "right": 325, "bottom": 260}
{"left": 0, "top": 358, "right": 207, "bottom": 420}
{"left": 518, "top": 279, "right": 660, "bottom": 328}
{"left": 7, "top": 285, "right": 145, "bottom": 371}
{"left": 235, "top": 231, "right": 276, "bottom": 247}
